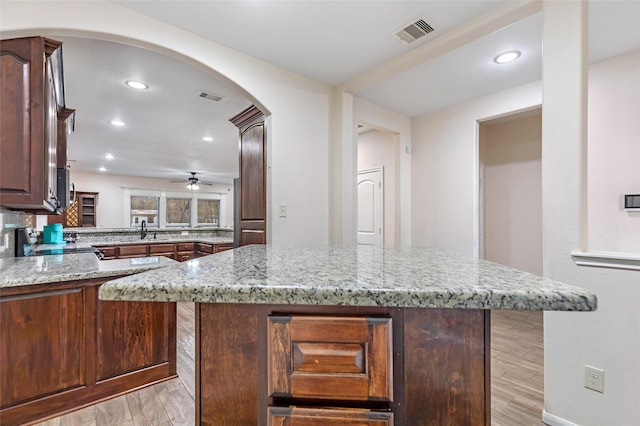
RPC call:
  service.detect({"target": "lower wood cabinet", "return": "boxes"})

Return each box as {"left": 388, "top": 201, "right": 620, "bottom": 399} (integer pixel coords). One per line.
{"left": 0, "top": 278, "right": 176, "bottom": 425}
{"left": 214, "top": 242, "right": 234, "bottom": 253}
{"left": 268, "top": 316, "right": 392, "bottom": 401}
{"left": 0, "top": 288, "right": 84, "bottom": 410}
{"left": 268, "top": 406, "right": 394, "bottom": 426}
{"left": 197, "top": 304, "right": 490, "bottom": 426}
{"left": 175, "top": 242, "right": 195, "bottom": 262}
{"left": 96, "top": 241, "right": 232, "bottom": 262}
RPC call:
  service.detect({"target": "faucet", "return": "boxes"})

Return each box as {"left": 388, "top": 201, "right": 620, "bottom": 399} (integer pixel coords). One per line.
{"left": 141, "top": 219, "right": 148, "bottom": 239}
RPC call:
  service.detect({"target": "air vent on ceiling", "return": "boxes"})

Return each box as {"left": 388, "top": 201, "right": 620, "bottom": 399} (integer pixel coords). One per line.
{"left": 196, "top": 90, "right": 224, "bottom": 102}
{"left": 393, "top": 18, "right": 435, "bottom": 46}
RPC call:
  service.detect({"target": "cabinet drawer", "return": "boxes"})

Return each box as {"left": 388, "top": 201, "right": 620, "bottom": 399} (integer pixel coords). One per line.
{"left": 268, "top": 316, "right": 392, "bottom": 402}
{"left": 175, "top": 253, "right": 194, "bottom": 262}
{"left": 196, "top": 243, "right": 213, "bottom": 254}
{"left": 175, "top": 243, "right": 194, "bottom": 252}
{"left": 96, "top": 246, "right": 117, "bottom": 259}
{"left": 268, "top": 406, "right": 393, "bottom": 425}
{"left": 213, "top": 242, "right": 234, "bottom": 253}
{"left": 118, "top": 245, "right": 148, "bottom": 257}
{"left": 149, "top": 243, "right": 175, "bottom": 254}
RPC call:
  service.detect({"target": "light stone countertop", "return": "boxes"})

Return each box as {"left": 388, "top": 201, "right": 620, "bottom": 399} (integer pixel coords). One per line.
{"left": 0, "top": 253, "right": 178, "bottom": 288}
{"left": 98, "top": 245, "right": 597, "bottom": 311}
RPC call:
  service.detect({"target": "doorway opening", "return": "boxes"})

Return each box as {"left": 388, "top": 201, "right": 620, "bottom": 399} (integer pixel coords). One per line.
{"left": 356, "top": 124, "right": 399, "bottom": 247}
{"left": 479, "top": 107, "right": 544, "bottom": 424}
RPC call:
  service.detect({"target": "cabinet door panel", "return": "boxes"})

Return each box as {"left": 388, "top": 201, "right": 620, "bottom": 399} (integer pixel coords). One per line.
{"left": 268, "top": 407, "right": 393, "bottom": 426}
{"left": 268, "top": 316, "right": 393, "bottom": 401}
{"left": 0, "top": 50, "right": 32, "bottom": 195}
{"left": 96, "top": 299, "right": 171, "bottom": 380}
{"left": 240, "top": 123, "right": 265, "bottom": 220}
{"left": 0, "top": 288, "right": 85, "bottom": 408}
{"left": 118, "top": 244, "right": 148, "bottom": 257}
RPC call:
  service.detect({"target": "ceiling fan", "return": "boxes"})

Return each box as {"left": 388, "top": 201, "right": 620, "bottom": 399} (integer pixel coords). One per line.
{"left": 170, "top": 172, "right": 213, "bottom": 190}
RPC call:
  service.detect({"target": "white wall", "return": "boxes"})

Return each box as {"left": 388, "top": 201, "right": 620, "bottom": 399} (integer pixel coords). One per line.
{"left": 587, "top": 50, "right": 640, "bottom": 253}
{"left": 480, "top": 111, "right": 542, "bottom": 275}
{"left": 68, "top": 171, "right": 234, "bottom": 229}
{"left": 357, "top": 129, "right": 397, "bottom": 247}
{"left": 1, "top": 0, "right": 331, "bottom": 246}
{"left": 412, "top": 49, "right": 640, "bottom": 425}
{"left": 412, "top": 81, "right": 542, "bottom": 256}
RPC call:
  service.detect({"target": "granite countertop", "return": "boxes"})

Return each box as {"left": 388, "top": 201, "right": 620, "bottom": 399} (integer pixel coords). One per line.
{"left": 0, "top": 253, "right": 177, "bottom": 289}
{"left": 99, "top": 245, "right": 597, "bottom": 311}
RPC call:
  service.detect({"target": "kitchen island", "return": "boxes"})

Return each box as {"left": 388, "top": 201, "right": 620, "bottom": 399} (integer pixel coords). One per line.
{"left": 0, "top": 253, "right": 178, "bottom": 425}
{"left": 99, "top": 245, "right": 597, "bottom": 425}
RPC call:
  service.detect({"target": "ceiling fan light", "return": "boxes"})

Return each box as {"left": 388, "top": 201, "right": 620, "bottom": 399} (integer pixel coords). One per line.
{"left": 187, "top": 183, "right": 199, "bottom": 191}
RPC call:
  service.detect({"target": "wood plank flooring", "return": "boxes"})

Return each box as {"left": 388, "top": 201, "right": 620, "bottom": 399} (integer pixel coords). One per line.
{"left": 35, "top": 305, "right": 544, "bottom": 426}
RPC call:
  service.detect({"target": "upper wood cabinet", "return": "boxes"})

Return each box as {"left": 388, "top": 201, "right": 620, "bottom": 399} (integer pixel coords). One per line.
{"left": 0, "top": 36, "right": 72, "bottom": 214}
{"left": 230, "top": 106, "right": 266, "bottom": 246}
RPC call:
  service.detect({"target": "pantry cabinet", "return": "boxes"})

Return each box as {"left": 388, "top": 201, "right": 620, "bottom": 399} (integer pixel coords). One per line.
{"left": 230, "top": 106, "right": 267, "bottom": 246}
{"left": 0, "top": 36, "right": 72, "bottom": 214}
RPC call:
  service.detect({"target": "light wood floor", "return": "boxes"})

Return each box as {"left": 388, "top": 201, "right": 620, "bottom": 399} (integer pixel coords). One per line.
{"left": 36, "top": 305, "right": 544, "bottom": 426}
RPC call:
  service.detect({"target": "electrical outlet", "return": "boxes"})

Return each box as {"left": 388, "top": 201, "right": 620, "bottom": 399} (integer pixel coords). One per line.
{"left": 584, "top": 365, "right": 605, "bottom": 393}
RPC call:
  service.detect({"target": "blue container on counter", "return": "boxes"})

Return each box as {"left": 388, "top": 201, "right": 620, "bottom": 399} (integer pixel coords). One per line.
{"left": 42, "top": 224, "right": 66, "bottom": 244}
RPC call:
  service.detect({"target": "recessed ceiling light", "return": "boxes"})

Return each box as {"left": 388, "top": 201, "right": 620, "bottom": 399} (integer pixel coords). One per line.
{"left": 125, "top": 80, "right": 148, "bottom": 90}
{"left": 105, "top": 153, "right": 114, "bottom": 160}
{"left": 494, "top": 51, "right": 521, "bottom": 64}
{"left": 110, "top": 119, "right": 125, "bottom": 127}
{"left": 202, "top": 136, "right": 214, "bottom": 142}
{"left": 99, "top": 167, "right": 107, "bottom": 172}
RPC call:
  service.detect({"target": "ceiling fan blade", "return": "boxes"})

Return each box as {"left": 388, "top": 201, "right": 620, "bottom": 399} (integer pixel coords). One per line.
{"left": 200, "top": 181, "right": 214, "bottom": 185}
{"left": 169, "top": 180, "right": 187, "bottom": 183}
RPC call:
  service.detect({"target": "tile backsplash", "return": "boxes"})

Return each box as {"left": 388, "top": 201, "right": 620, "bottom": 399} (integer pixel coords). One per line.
{"left": 0, "top": 207, "right": 33, "bottom": 258}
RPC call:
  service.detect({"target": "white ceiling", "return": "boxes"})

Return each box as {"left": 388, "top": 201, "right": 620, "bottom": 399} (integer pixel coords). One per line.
{"left": 58, "top": 0, "right": 640, "bottom": 183}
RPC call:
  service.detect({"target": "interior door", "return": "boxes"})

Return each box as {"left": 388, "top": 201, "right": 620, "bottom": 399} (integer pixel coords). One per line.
{"left": 357, "top": 168, "right": 383, "bottom": 246}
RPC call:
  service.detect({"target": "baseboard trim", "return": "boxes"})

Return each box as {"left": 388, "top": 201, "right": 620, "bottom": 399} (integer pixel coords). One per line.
{"left": 542, "top": 410, "right": 581, "bottom": 426}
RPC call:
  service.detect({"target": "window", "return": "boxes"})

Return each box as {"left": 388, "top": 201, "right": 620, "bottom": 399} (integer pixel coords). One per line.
{"left": 130, "top": 196, "right": 159, "bottom": 227}
{"left": 167, "top": 198, "right": 191, "bottom": 226}
{"left": 197, "top": 199, "right": 220, "bottom": 226}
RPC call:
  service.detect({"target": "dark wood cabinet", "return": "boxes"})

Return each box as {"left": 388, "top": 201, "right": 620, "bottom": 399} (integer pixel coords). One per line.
{"left": 230, "top": 106, "right": 267, "bottom": 246}
{"left": 214, "top": 242, "right": 234, "bottom": 253}
{"left": 149, "top": 242, "right": 176, "bottom": 259}
{"left": 96, "top": 241, "right": 231, "bottom": 261}
{"left": 49, "top": 191, "right": 98, "bottom": 227}
{"left": 268, "top": 316, "right": 392, "bottom": 401}
{"left": 268, "top": 406, "right": 394, "bottom": 425}
{"left": 197, "top": 304, "right": 490, "bottom": 426}
{"left": 0, "top": 288, "right": 85, "bottom": 410}
{"left": 175, "top": 242, "right": 195, "bottom": 261}
{"left": 78, "top": 192, "right": 97, "bottom": 227}
{"left": 0, "top": 36, "right": 70, "bottom": 213}
{"left": 117, "top": 244, "right": 148, "bottom": 259}
{"left": 0, "top": 278, "right": 176, "bottom": 426}
{"left": 96, "top": 299, "right": 173, "bottom": 381}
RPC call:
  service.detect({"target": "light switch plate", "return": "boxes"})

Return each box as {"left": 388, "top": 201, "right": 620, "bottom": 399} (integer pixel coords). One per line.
{"left": 279, "top": 204, "right": 287, "bottom": 218}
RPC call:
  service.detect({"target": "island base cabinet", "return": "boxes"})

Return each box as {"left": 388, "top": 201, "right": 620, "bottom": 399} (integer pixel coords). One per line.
{"left": 0, "top": 279, "right": 176, "bottom": 426}
{"left": 197, "top": 303, "right": 490, "bottom": 426}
